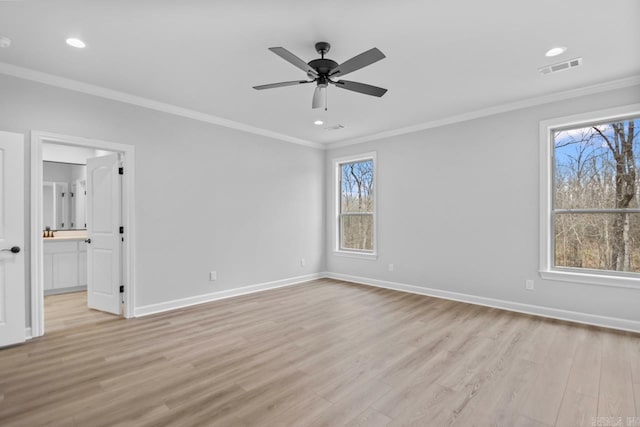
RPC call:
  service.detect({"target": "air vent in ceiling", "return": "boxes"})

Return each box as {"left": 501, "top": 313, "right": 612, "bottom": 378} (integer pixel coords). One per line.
{"left": 325, "top": 124, "right": 345, "bottom": 131}
{"left": 538, "top": 57, "right": 582, "bottom": 75}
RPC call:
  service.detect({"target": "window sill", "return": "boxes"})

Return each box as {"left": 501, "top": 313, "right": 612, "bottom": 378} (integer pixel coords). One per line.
{"left": 333, "top": 250, "right": 378, "bottom": 260}
{"left": 539, "top": 269, "right": 640, "bottom": 289}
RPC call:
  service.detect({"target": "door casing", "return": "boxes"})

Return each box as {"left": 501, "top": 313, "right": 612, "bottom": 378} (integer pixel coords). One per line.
{"left": 30, "top": 131, "right": 136, "bottom": 338}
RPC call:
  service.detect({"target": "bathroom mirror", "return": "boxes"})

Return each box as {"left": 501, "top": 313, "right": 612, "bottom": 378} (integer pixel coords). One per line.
{"left": 43, "top": 161, "right": 87, "bottom": 230}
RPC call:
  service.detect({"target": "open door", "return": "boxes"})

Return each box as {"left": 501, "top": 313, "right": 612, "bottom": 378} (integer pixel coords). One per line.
{"left": 0, "top": 131, "right": 25, "bottom": 347}
{"left": 86, "top": 153, "right": 121, "bottom": 315}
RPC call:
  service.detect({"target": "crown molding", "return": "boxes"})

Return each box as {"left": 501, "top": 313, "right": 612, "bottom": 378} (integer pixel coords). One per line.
{"left": 0, "top": 61, "right": 323, "bottom": 149}
{"left": 326, "top": 75, "right": 640, "bottom": 149}
{"left": 2, "top": 61, "right": 638, "bottom": 152}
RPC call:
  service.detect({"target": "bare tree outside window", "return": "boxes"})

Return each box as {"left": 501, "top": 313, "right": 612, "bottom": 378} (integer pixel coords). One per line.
{"left": 339, "top": 159, "right": 374, "bottom": 251}
{"left": 553, "top": 117, "right": 640, "bottom": 272}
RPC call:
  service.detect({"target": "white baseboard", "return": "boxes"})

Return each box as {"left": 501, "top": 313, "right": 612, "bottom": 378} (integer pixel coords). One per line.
{"left": 134, "top": 273, "right": 323, "bottom": 317}
{"left": 326, "top": 272, "right": 640, "bottom": 333}
{"left": 44, "top": 285, "right": 87, "bottom": 296}
{"left": 132, "top": 270, "right": 639, "bottom": 333}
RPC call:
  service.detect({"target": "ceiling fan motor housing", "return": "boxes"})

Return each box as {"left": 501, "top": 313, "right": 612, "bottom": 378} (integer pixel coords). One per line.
{"left": 308, "top": 41, "right": 337, "bottom": 83}
{"left": 308, "top": 59, "right": 339, "bottom": 78}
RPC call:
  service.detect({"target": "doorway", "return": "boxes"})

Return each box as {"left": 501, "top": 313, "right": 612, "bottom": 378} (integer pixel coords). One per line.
{"left": 45, "top": 291, "right": 118, "bottom": 333}
{"left": 30, "top": 131, "right": 136, "bottom": 338}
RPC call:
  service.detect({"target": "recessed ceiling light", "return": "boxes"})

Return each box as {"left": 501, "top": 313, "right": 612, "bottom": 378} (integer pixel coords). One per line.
{"left": 0, "top": 36, "right": 11, "bottom": 49}
{"left": 314, "top": 120, "right": 324, "bottom": 126}
{"left": 545, "top": 47, "right": 567, "bottom": 57}
{"left": 66, "top": 38, "right": 86, "bottom": 49}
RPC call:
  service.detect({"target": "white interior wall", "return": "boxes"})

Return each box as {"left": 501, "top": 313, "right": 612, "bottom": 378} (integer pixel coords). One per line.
{"left": 2, "top": 70, "right": 638, "bottom": 331}
{"left": 43, "top": 162, "right": 87, "bottom": 183}
{"left": 326, "top": 84, "right": 640, "bottom": 326}
{"left": 42, "top": 143, "right": 98, "bottom": 163}
{"left": 69, "top": 164, "right": 87, "bottom": 182}
{"left": 42, "top": 162, "right": 73, "bottom": 182}
{"left": 0, "top": 74, "right": 324, "bottom": 324}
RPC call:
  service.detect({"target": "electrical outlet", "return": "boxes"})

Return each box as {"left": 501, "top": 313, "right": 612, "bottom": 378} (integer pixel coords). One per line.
{"left": 209, "top": 271, "right": 217, "bottom": 281}
{"left": 300, "top": 258, "right": 306, "bottom": 267}
{"left": 525, "top": 279, "right": 534, "bottom": 291}
{"left": 388, "top": 263, "right": 394, "bottom": 272}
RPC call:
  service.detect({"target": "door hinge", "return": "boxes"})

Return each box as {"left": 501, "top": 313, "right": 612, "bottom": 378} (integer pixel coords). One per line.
{"left": 119, "top": 167, "right": 124, "bottom": 175}
{"left": 119, "top": 285, "right": 124, "bottom": 293}
{"left": 119, "top": 226, "right": 124, "bottom": 234}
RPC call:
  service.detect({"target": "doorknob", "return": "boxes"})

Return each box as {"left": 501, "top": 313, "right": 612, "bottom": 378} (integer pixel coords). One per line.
{"left": 84, "top": 239, "right": 91, "bottom": 244}
{"left": 1, "top": 246, "right": 20, "bottom": 254}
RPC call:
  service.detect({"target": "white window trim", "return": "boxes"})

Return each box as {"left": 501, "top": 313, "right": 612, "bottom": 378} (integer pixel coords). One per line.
{"left": 539, "top": 103, "right": 640, "bottom": 289}
{"left": 333, "top": 152, "right": 378, "bottom": 260}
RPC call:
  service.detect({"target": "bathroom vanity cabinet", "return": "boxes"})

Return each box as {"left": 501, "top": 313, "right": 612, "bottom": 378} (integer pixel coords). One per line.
{"left": 43, "top": 238, "right": 87, "bottom": 295}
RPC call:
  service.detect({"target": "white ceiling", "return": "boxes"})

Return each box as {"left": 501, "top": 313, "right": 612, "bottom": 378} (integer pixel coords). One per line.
{"left": 0, "top": 0, "right": 639, "bottom": 145}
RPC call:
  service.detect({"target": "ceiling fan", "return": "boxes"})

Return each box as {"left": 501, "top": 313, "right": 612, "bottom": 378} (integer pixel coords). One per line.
{"left": 253, "top": 42, "right": 387, "bottom": 110}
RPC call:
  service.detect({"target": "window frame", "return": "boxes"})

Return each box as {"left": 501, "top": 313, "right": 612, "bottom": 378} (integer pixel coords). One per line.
{"left": 333, "top": 152, "right": 377, "bottom": 259}
{"left": 539, "top": 104, "right": 640, "bottom": 289}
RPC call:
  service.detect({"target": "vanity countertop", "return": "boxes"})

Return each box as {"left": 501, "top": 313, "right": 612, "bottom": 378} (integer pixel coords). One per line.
{"left": 43, "top": 230, "right": 88, "bottom": 242}
{"left": 43, "top": 235, "right": 88, "bottom": 242}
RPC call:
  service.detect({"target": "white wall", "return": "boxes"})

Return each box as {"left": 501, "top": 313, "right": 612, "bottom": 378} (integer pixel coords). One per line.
{"left": 3, "top": 70, "right": 638, "bottom": 331}
{"left": 42, "top": 162, "right": 73, "bottom": 183}
{"left": 43, "top": 161, "right": 86, "bottom": 183}
{"left": 42, "top": 143, "right": 98, "bottom": 164}
{"left": 326, "top": 84, "right": 640, "bottom": 325}
{"left": 0, "top": 74, "right": 324, "bottom": 322}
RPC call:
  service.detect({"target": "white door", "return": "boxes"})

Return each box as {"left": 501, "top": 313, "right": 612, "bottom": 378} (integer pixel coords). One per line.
{"left": 86, "top": 153, "right": 121, "bottom": 315}
{"left": 0, "top": 131, "right": 25, "bottom": 347}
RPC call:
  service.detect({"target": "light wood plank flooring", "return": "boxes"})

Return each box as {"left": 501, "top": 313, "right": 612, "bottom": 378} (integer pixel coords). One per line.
{"left": 45, "top": 291, "right": 121, "bottom": 333}
{"left": 1, "top": 279, "right": 638, "bottom": 426}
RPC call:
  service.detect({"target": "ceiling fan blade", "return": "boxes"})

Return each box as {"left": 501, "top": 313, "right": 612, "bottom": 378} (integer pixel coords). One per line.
{"left": 332, "top": 80, "right": 387, "bottom": 97}
{"left": 253, "top": 80, "right": 313, "bottom": 90}
{"left": 268, "top": 47, "right": 319, "bottom": 78}
{"left": 312, "top": 86, "right": 326, "bottom": 109}
{"left": 329, "top": 48, "right": 385, "bottom": 77}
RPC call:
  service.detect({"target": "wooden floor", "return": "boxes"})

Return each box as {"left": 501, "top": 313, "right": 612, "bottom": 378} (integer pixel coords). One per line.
{"left": 1, "top": 279, "right": 638, "bottom": 427}
{"left": 44, "top": 291, "right": 121, "bottom": 333}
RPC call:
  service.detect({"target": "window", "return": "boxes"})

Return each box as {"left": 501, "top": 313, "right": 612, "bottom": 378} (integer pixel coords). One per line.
{"left": 540, "top": 105, "right": 640, "bottom": 287}
{"left": 335, "top": 153, "right": 376, "bottom": 256}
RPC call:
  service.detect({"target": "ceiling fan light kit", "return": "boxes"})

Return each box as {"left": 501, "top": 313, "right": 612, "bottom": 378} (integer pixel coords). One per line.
{"left": 253, "top": 41, "right": 387, "bottom": 110}
{"left": 312, "top": 85, "right": 327, "bottom": 109}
